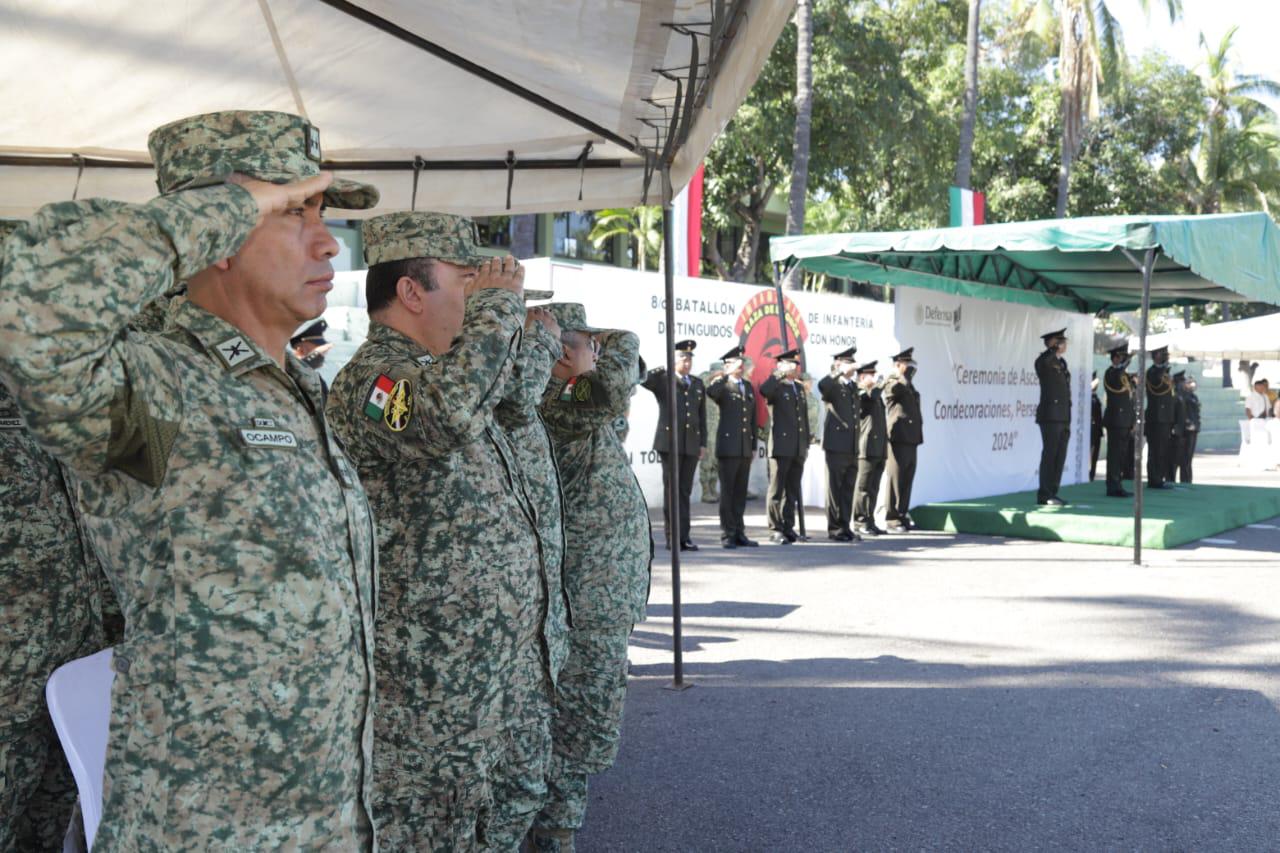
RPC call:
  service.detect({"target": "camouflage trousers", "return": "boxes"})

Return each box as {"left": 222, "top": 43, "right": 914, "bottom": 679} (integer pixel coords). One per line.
{"left": 374, "top": 716, "right": 551, "bottom": 853}
{"left": 530, "top": 625, "right": 632, "bottom": 850}
{"left": 0, "top": 717, "right": 77, "bottom": 853}
{"left": 699, "top": 453, "right": 720, "bottom": 502}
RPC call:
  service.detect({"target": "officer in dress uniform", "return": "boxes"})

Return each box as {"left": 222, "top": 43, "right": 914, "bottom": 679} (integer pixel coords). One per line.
{"left": 852, "top": 360, "right": 888, "bottom": 536}
{"left": 883, "top": 348, "right": 923, "bottom": 532}
{"left": 1166, "top": 371, "right": 1187, "bottom": 484}
{"left": 1177, "top": 374, "right": 1201, "bottom": 483}
{"left": 1034, "top": 328, "right": 1072, "bottom": 506}
{"left": 642, "top": 340, "right": 707, "bottom": 551}
{"left": 817, "top": 347, "right": 860, "bottom": 541}
{"left": 1090, "top": 372, "right": 1103, "bottom": 481}
{"left": 1102, "top": 344, "right": 1135, "bottom": 497}
{"left": 706, "top": 346, "right": 759, "bottom": 548}
{"left": 760, "top": 348, "right": 810, "bottom": 544}
{"left": 1145, "top": 345, "right": 1176, "bottom": 489}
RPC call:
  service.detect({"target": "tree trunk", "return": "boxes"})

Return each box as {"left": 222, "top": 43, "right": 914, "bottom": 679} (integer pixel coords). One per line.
{"left": 954, "top": 0, "right": 982, "bottom": 190}
{"left": 783, "top": 0, "right": 814, "bottom": 290}
{"left": 509, "top": 214, "right": 537, "bottom": 259}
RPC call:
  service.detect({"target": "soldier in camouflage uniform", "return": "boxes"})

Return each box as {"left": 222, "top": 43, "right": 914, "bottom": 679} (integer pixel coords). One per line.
{"left": 699, "top": 361, "right": 724, "bottom": 502}
{"left": 0, "top": 111, "right": 381, "bottom": 850}
{"left": 0, "top": 220, "right": 107, "bottom": 852}
{"left": 533, "top": 304, "right": 652, "bottom": 852}
{"left": 325, "top": 212, "right": 556, "bottom": 851}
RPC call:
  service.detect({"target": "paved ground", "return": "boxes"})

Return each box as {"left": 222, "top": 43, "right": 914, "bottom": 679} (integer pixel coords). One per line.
{"left": 576, "top": 455, "right": 1280, "bottom": 852}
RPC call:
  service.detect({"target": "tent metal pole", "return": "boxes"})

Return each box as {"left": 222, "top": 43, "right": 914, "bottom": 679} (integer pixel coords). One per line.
{"left": 1131, "top": 248, "right": 1156, "bottom": 565}
{"left": 661, "top": 195, "right": 690, "bottom": 691}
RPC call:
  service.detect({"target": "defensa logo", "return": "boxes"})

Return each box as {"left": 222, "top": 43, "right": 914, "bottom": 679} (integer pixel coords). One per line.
{"left": 915, "top": 303, "right": 962, "bottom": 331}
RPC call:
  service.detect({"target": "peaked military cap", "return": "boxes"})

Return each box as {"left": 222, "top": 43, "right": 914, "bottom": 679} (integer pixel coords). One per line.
{"left": 674, "top": 339, "right": 696, "bottom": 353}
{"left": 148, "top": 110, "right": 379, "bottom": 210}
{"left": 1173, "top": 370, "right": 1186, "bottom": 381}
{"left": 721, "top": 345, "right": 744, "bottom": 361}
{"left": 832, "top": 346, "right": 857, "bottom": 362}
{"left": 546, "top": 302, "right": 605, "bottom": 334}
{"left": 1042, "top": 328, "right": 1067, "bottom": 341}
{"left": 1150, "top": 345, "right": 1169, "bottom": 356}
{"left": 362, "top": 211, "right": 486, "bottom": 267}
{"left": 891, "top": 347, "right": 915, "bottom": 363}
{"left": 857, "top": 360, "right": 878, "bottom": 374}
{"left": 775, "top": 348, "right": 801, "bottom": 363}
{"left": 1108, "top": 344, "right": 1129, "bottom": 357}
{"left": 290, "top": 318, "right": 328, "bottom": 347}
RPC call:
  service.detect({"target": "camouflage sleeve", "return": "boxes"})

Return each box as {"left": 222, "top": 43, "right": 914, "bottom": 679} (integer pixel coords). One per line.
{"left": 347, "top": 288, "right": 523, "bottom": 460}
{"left": 496, "top": 315, "right": 558, "bottom": 426}
{"left": 540, "top": 330, "right": 640, "bottom": 431}
{"left": 0, "top": 187, "right": 258, "bottom": 476}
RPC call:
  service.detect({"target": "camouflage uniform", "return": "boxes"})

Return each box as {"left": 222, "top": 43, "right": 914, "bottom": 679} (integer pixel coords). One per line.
{"left": 325, "top": 212, "right": 555, "bottom": 852}
{"left": 699, "top": 364, "right": 723, "bottom": 502}
{"left": 534, "top": 305, "right": 652, "bottom": 852}
{"left": 493, "top": 315, "right": 573, "bottom": 849}
{"left": 0, "top": 112, "right": 381, "bottom": 850}
{"left": 0, "top": 221, "right": 107, "bottom": 853}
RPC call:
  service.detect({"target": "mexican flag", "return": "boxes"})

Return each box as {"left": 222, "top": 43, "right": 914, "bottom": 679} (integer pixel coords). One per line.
{"left": 365, "top": 375, "right": 394, "bottom": 420}
{"left": 949, "top": 186, "right": 985, "bottom": 227}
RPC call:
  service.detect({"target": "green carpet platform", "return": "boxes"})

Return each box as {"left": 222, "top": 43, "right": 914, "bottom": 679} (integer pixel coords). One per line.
{"left": 911, "top": 481, "right": 1280, "bottom": 549}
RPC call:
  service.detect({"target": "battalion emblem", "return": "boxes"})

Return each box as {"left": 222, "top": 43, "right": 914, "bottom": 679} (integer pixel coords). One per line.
{"left": 214, "top": 336, "right": 255, "bottom": 368}
{"left": 574, "top": 377, "right": 592, "bottom": 401}
{"left": 384, "top": 379, "right": 413, "bottom": 432}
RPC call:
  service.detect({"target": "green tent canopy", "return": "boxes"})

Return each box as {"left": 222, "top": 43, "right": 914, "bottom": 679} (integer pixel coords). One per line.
{"left": 770, "top": 212, "right": 1280, "bottom": 313}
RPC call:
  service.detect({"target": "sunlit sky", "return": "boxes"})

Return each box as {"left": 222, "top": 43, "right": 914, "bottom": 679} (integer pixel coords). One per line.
{"left": 1106, "top": 0, "right": 1277, "bottom": 92}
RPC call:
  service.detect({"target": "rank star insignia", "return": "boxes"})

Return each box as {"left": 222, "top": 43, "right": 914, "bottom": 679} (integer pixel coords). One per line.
{"left": 215, "top": 336, "right": 255, "bottom": 368}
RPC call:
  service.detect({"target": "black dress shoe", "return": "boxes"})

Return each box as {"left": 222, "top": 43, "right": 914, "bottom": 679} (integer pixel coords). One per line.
{"left": 680, "top": 540, "right": 699, "bottom": 552}
{"left": 769, "top": 532, "right": 792, "bottom": 545}
{"left": 721, "top": 538, "right": 738, "bottom": 549}
{"left": 1036, "top": 497, "right": 1066, "bottom": 506}
{"left": 782, "top": 529, "right": 799, "bottom": 543}
{"left": 735, "top": 534, "right": 759, "bottom": 547}
{"left": 828, "top": 532, "right": 852, "bottom": 542}
{"left": 1106, "top": 490, "right": 1131, "bottom": 498}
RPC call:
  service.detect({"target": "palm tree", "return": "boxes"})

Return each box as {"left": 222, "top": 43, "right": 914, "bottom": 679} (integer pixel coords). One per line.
{"left": 588, "top": 207, "right": 663, "bottom": 272}
{"left": 1190, "top": 26, "right": 1280, "bottom": 213}
{"left": 954, "top": 0, "right": 982, "bottom": 191}
{"left": 1014, "top": 0, "right": 1180, "bottom": 217}
{"left": 784, "top": 0, "right": 814, "bottom": 290}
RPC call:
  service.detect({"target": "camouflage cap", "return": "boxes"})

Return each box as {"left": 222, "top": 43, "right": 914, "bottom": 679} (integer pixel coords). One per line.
{"left": 525, "top": 289, "right": 554, "bottom": 302}
{"left": 0, "top": 219, "right": 19, "bottom": 243}
{"left": 147, "top": 110, "right": 379, "bottom": 210}
{"left": 545, "top": 302, "right": 605, "bottom": 334}
{"left": 362, "top": 211, "right": 486, "bottom": 266}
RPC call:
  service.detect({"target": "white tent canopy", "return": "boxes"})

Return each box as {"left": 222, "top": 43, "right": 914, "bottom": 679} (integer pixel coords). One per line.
{"left": 1129, "top": 312, "right": 1280, "bottom": 360}
{"left": 0, "top": 0, "right": 792, "bottom": 218}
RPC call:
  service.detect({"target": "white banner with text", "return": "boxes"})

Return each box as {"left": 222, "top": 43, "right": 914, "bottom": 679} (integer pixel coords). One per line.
{"left": 892, "top": 287, "right": 1094, "bottom": 506}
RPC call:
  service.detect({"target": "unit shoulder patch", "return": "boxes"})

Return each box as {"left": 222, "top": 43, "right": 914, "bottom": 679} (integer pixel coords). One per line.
{"left": 214, "top": 336, "right": 255, "bottom": 368}
{"left": 384, "top": 378, "right": 413, "bottom": 432}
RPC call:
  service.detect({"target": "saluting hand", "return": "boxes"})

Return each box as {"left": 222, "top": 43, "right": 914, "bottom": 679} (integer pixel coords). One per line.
{"left": 230, "top": 172, "right": 333, "bottom": 223}
{"left": 526, "top": 306, "right": 561, "bottom": 338}
{"left": 472, "top": 255, "right": 525, "bottom": 298}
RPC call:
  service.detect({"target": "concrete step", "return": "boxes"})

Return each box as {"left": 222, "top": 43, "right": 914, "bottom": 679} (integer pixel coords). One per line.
{"left": 1194, "top": 429, "right": 1241, "bottom": 452}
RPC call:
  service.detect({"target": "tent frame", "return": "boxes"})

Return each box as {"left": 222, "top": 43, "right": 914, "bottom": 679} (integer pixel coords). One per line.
{"left": 1120, "top": 248, "right": 1157, "bottom": 566}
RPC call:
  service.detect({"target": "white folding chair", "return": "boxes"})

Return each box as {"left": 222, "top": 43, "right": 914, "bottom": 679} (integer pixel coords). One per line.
{"left": 46, "top": 648, "right": 115, "bottom": 851}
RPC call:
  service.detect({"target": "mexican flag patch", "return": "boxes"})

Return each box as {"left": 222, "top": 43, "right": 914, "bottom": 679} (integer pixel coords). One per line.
{"left": 365, "top": 375, "right": 395, "bottom": 421}
{"left": 560, "top": 377, "right": 578, "bottom": 401}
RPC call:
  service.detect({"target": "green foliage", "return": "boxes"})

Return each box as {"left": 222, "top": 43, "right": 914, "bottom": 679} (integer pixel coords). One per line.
{"left": 588, "top": 207, "right": 662, "bottom": 272}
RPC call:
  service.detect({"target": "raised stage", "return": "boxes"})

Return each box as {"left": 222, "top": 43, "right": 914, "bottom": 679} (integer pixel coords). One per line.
{"left": 910, "top": 481, "right": 1280, "bottom": 549}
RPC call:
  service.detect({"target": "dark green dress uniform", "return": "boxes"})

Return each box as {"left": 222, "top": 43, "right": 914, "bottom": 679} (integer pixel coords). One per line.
{"left": 1177, "top": 380, "right": 1200, "bottom": 483}
{"left": 706, "top": 346, "right": 758, "bottom": 547}
{"left": 1034, "top": 330, "right": 1072, "bottom": 504}
{"left": 1102, "top": 348, "right": 1135, "bottom": 497}
{"left": 1144, "top": 349, "right": 1176, "bottom": 489}
{"left": 1166, "top": 374, "right": 1187, "bottom": 484}
{"left": 760, "top": 350, "right": 810, "bottom": 542}
{"left": 817, "top": 347, "right": 859, "bottom": 539}
{"left": 883, "top": 350, "right": 923, "bottom": 528}
{"left": 852, "top": 361, "right": 887, "bottom": 534}
{"left": 1090, "top": 382, "right": 1103, "bottom": 481}
{"left": 641, "top": 341, "right": 706, "bottom": 549}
